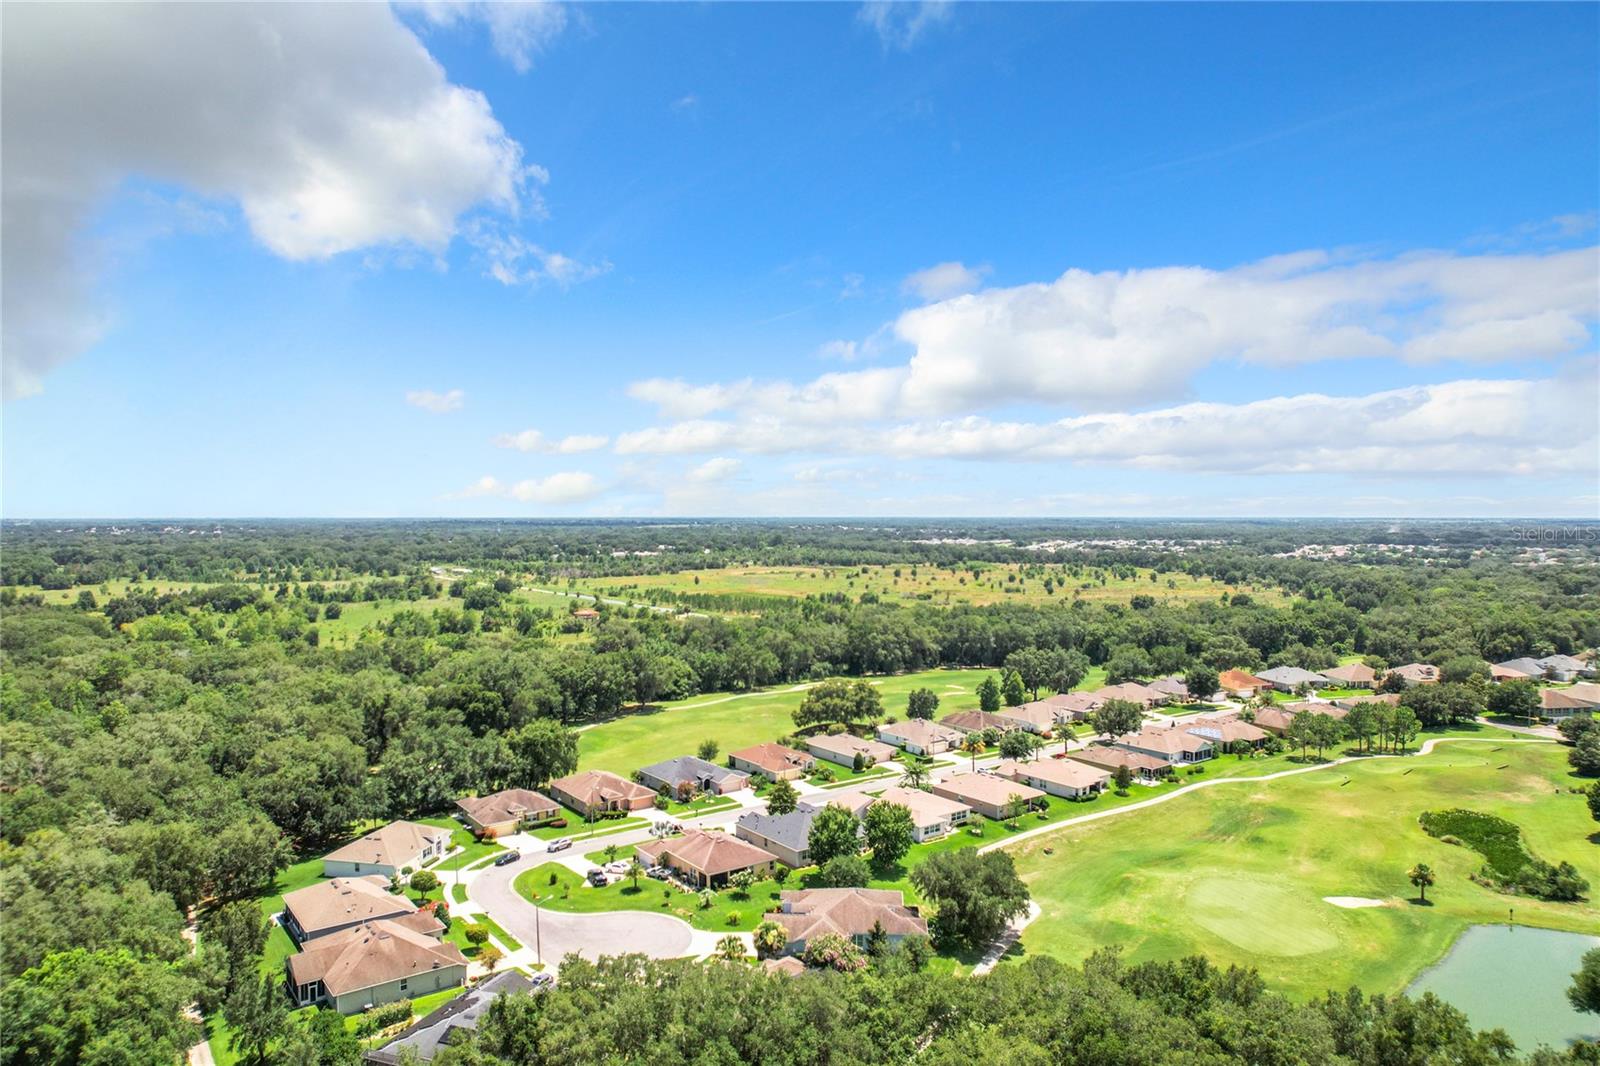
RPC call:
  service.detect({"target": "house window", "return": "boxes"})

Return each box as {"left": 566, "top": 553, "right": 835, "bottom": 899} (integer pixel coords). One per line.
{"left": 400, "top": 978, "right": 408, "bottom": 991}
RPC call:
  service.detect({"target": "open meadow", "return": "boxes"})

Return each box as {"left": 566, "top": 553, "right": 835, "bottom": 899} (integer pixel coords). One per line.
{"left": 1007, "top": 737, "right": 1600, "bottom": 1000}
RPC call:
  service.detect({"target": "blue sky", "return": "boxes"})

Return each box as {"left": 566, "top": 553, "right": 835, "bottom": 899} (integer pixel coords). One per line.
{"left": 3, "top": 1, "right": 1596, "bottom": 518}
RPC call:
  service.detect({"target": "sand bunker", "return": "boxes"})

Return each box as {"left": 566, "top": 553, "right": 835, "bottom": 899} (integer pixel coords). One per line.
{"left": 1323, "top": 896, "right": 1386, "bottom": 908}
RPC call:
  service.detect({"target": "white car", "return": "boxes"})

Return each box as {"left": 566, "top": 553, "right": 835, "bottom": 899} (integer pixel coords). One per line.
{"left": 604, "top": 860, "right": 630, "bottom": 874}
{"left": 546, "top": 837, "right": 572, "bottom": 852}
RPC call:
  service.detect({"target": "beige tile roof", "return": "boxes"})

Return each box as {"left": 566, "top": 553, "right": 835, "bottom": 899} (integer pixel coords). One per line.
{"left": 992, "top": 759, "right": 1109, "bottom": 791}
{"left": 932, "top": 771, "right": 1045, "bottom": 809}
{"left": 879, "top": 719, "right": 963, "bottom": 746}
{"left": 1094, "top": 682, "right": 1162, "bottom": 705}
{"left": 455, "top": 788, "right": 559, "bottom": 827}
{"left": 729, "top": 743, "right": 814, "bottom": 775}
{"left": 1323, "top": 663, "right": 1377, "bottom": 684}
{"left": 1067, "top": 746, "right": 1170, "bottom": 774}
{"left": 939, "top": 710, "right": 1023, "bottom": 733}
{"left": 875, "top": 786, "right": 971, "bottom": 829}
{"left": 808, "top": 734, "right": 899, "bottom": 762}
{"left": 322, "top": 821, "right": 448, "bottom": 870}
{"left": 1542, "top": 686, "right": 1600, "bottom": 710}
{"left": 1117, "top": 727, "right": 1213, "bottom": 756}
{"left": 1218, "top": 669, "right": 1271, "bottom": 692}
{"left": 285, "top": 919, "right": 466, "bottom": 997}
{"left": 1389, "top": 663, "right": 1439, "bottom": 683}
{"left": 283, "top": 876, "right": 417, "bottom": 937}
{"left": 548, "top": 770, "right": 655, "bottom": 809}
{"left": 772, "top": 888, "right": 926, "bottom": 945}
{"left": 1184, "top": 718, "right": 1269, "bottom": 744}
{"left": 635, "top": 829, "right": 777, "bottom": 878}
{"left": 991, "top": 702, "right": 1066, "bottom": 729}
{"left": 762, "top": 955, "right": 808, "bottom": 975}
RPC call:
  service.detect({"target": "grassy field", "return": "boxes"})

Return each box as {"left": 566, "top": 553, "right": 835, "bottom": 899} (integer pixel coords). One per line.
{"left": 534, "top": 563, "right": 1284, "bottom": 610}
{"left": 575, "top": 668, "right": 990, "bottom": 775}
{"left": 1007, "top": 738, "right": 1600, "bottom": 1000}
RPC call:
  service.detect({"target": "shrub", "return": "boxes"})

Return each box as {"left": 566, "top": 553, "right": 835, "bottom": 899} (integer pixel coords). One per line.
{"left": 548, "top": 818, "right": 568, "bottom": 828}
{"left": 1420, "top": 808, "right": 1590, "bottom": 901}
{"left": 357, "top": 999, "right": 413, "bottom": 1035}
{"left": 725, "top": 911, "right": 741, "bottom": 926}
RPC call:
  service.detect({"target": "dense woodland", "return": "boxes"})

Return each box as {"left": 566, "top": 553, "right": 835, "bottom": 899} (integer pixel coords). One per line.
{"left": 1, "top": 520, "right": 1597, "bottom": 1064}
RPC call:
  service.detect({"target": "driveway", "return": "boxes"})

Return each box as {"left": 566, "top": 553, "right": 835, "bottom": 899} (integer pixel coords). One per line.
{"left": 469, "top": 859, "right": 695, "bottom": 967}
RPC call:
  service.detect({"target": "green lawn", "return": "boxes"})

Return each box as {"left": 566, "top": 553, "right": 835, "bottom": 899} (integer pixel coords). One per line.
{"left": 575, "top": 668, "right": 990, "bottom": 776}
{"left": 1008, "top": 738, "right": 1600, "bottom": 1000}
{"left": 525, "top": 813, "right": 650, "bottom": 840}
{"left": 662, "top": 794, "right": 742, "bottom": 817}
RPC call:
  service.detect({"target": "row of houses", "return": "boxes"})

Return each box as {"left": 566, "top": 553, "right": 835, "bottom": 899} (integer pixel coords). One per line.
{"left": 1492, "top": 655, "right": 1597, "bottom": 683}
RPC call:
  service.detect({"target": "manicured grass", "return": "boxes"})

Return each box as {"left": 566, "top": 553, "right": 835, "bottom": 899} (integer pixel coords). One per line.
{"left": 584, "top": 843, "right": 639, "bottom": 864}
{"left": 477, "top": 915, "right": 523, "bottom": 952}
{"left": 1008, "top": 739, "right": 1600, "bottom": 1000}
{"left": 451, "top": 883, "right": 469, "bottom": 904}
{"left": 515, "top": 861, "right": 805, "bottom": 932}
{"left": 436, "top": 836, "right": 507, "bottom": 871}
{"left": 663, "top": 794, "right": 742, "bottom": 817}
{"left": 526, "top": 814, "right": 649, "bottom": 840}
{"left": 575, "top": 668, "right": 989, "bottom": 776}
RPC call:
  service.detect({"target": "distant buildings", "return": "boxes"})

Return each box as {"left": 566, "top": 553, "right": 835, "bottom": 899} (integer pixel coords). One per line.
{"left": 876, "top": 719, "right": 963, "bottom": 756}
{"left": 807, "top": 733, "right": 898, "bottom": 768}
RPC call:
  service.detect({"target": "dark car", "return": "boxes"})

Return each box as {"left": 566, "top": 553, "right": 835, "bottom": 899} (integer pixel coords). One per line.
{"left": 493, "top": 850, "right": 521, "bottom": 867}
{"left": 586, "top": 868, "right": 609, "bottom": 887}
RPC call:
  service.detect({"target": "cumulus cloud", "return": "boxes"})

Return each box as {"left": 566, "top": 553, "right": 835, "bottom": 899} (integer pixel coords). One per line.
{"left": 449, "top": 470, "right": 602, "bottom": 504}
{"left": 614, "top": 366, "right": 1600, "bottom": 480}
{"left": 406, "top": 1, "right": 568, "bottom": 74}
{"left": 0, "top": 3, "right": 555, "bottom": 398}
{"left": 406, "top": 388, "right": 466, "bottom": 413}
{"left": 626, "top": 246, "right": 1599, "bottom": 421}
{"left": 858, "top": 1, "right": 953, "bottom": 50}
{"left": 493, "top": 428, "right": 609, "bottom": 452}
{"left": 902, "top": 260, "right": 989, "bottom": 301}
{"left": 686, "top": 457, "right": 742, "bottom": 483}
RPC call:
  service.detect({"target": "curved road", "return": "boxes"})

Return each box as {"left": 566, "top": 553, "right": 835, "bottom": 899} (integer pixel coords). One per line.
{"left": 469, "top": 859, "right": 696, "bottom": 966}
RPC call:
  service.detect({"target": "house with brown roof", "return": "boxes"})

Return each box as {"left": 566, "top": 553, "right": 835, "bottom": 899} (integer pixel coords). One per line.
{"left": 939, "top": 709, "right": 1024, "bottom": 735}
{"left": 1386, "top": 663, "right": 1439, "bottom": 687}
{"left": 455, "top": 788, "right": 561, "bottom": 836}
{"left": 992, "top": 758, "right": 1109, "bottom": 799}
{"left": 931, "top": 771, "right": 1046, "bottom": 819}
{"left": 1067, "top": 745, "right": 1172, "bottom": 783}
{"left": 1094, "top": 682, "right": 1167, "bottom": 708}
{"left": 876, "top": 718, "right": 963, "bottom": 756}
{"left": 282, "top": 876, "right": 420, "bottom": 944}
{"left": 547, "top": 770, "right": 656, "bottom": 819}
{"left": 1183, "top": 717, "right": 1269, "bottom": 749}
{"left": 762, "top": 955, "right": 808, "bottom": 976}
{"left": 1113, "top": 726, "right": 1215, "bottom": 764}
{"left": 634, "top": 829, "right": 778, "bottom": 888}
{"left": 1541, "top": 684, "right": 1600, "bottom": 720}
{"left": 1490, "top": 661, "right": 1542, "bottom": 682}
{"left": 1330, "top": 693, "right": 1397, "bottom": 711}
{"left": 875, "top": 786, "right": 971, "bottom": 841}
{"left": 1322, "top": 663, "right": 1376, "bottom": 689}
{"left": 729, "top": 743, "right": 815, "bottom": 782}
{"left": 1217, "top": 669, "right": 1271, "bottom": 698}
{"left": 1148, "top": 677, "right": 1191, "bottom": 702}
{"left": 806, "top": 733, "right": 899, "bottom": 769}
{"left": 285, "top": 919, "right": 467, "bottom": 1014}
{"left": 771, "top": 888, "right": 927, "bottom": 956}
{"left": 992, "top": 700, "right": 1069, "bottom": 735}
{"left": 322, "top": 821, "right": 451, "bottom": 879}
{"left": 1043, "top": 691, "right": 1104, "bottom": 722}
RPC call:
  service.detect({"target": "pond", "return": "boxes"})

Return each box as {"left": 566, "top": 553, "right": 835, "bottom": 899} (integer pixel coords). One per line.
{"left": 1407, "top": 924, "right": 1600, "bottom": 1050}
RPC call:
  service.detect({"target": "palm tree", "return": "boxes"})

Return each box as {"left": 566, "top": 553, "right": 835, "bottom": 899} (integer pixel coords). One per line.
{"left": 752, "top": 919, "right": 788, "bottom": 959}
{"left": 604, "top": 843, "right": 620, "bottom": 864}
{"left": 1408, "top": 862, "right": 1435, "bottom": 903}
{"left": 900, "top": 755, "right": 930, "bottom": 790}
{"left": 627, "top": 858, "right": 645, "bottom": 891}
{"left": 716, "top": 934, "right": 746, "bottom": 961}
{"left": 962, "top": 735, "right": 983, "bottom": 771}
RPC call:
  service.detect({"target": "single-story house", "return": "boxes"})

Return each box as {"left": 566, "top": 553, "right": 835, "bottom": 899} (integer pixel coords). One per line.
{"left": 1183, "top": 717, "right": 1269, "bottom": 748}
{"left": 282, "top": 875, "right": 420, "bottom": 944}
{"left": 1093, "top": 682, "right": 1168, "bottom": 708}
{"left": 876, "top": 718, "right": 963, "bottom": 756}
{"left": 454, "top": 788, "right": 561, "bottom": 836}
{"left": 939, "top": 709, "right": 1024, "bottom": 735}
{"left": 1217, "top": 669, "right": 1272, "bottom": 699}
{"left": 1256, "top": 666, "right": 1332, "bottom": 693}
{"left": 1113, "top": 727, "right": 1215, "bottom": 764}
{"left": 992, "top": 758, "right": 1109, "bottom": 799}
{"left": 1541, "top": 684, "right": 1600, "bottom": 720}
{"left": 1539, "top": 655, "right": 1595, "bottom": 682}
{"left": 1322, "top": 663, "right": 1376, "bottom": 689}
{"left": 994, "top": 700, "right": 1070, "bottom": 735}
{"left": 322, "top": 821, "right": 450, "bottom": 879}
{"left": 729, "top": 742, "right": 815, "bottom": 782}
{"left": 807, "top": 733, "right": 899, "bottom": 768}
{"left": 572, "top": 607, "right": 600, "bottom": 621}
{"left": 285, "top": 919, "right": 467, "bottom": 1014}
{"left": 1330, "top": 693, "right": 1398, "bottom": 711}
{"left": 547, "top": 770, "right": 656, "bottom": 819}
{"left": 1043, "top": 691, "right": 1105, "bottom": 721}
{"left": 771, "top": 888, "right": 927, "bottom": 957}
{"left": 1252, "top": 701, "right": 1349, "bottom": 736}
{"left": 735, "top": 800, "right": 853, "bottom": 868}
{"left": 1147, "top": 677, "right": 1191, "bottom": 701}
{"left": 363, "top": 970, "right": 535, "bottom": 1064}
{"left": 1494, "top": 657, "right": 1547, "bottom": 681}
{"left": 1386, "top": 663, "right": 1439, "bottom": 687}
{"left": 1066, "top": 745, "right": 1172, "bottom": 783}
{"left": 931, "top": 771, "right": 1046, "bottom": 820}
{"left": 635, "top": 828, "right": 778, "bottom": 888}
{"left": 875, "top": 786, "right": 971, "bottom": 841}
{"left": 638, "top": 755, "right": 750, "bottom": 797}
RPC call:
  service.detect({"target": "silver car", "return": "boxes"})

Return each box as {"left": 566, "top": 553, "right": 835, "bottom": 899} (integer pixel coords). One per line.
{"left": 546, "top": 837, "right": 572, "bottom": 853}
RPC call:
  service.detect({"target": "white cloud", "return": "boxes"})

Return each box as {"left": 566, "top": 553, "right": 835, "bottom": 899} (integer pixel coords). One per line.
{"left": 612, "top": 365, "right": 1600, "bottom": 480}
{"left": 671, "top": 93, "right": 699, "bottom": 112}
{"left": 449, "top": 470, "right": 602, "bottom": 504}
{"left": 686, "top": 457, "right": 742, "bottom": 483}
{"left": 493, "top": 428, "right": 609, "bottom": 452}
{"left": 406, "top": 388, "right": 466, "bottom": 413}
{"left": 467, "top": 222, "right": 611, "bottom": 288}
{"left": 858, "top": 2, "right": 953, "bottom": 50}
{"left": 406, "top": 1, "right": 568, "bottom": 73}
{"left": 627, "top": 246, "right": 1599, "bottom": 421}
{"left": 0, "top": 3, "right": 553, "bottom": 398}
{"left": 901, "top": 260, "right": 989, "bottom": 301}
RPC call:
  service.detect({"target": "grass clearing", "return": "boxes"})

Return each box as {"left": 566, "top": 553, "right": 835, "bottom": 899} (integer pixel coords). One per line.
{"left": 1008, "top": 738, "right": 1599, "bottom": 999}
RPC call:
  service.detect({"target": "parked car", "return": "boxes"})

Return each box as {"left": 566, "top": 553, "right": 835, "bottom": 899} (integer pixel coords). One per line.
{"left": 546, "top": 838, "right": 572, "bottom": 853}
{"left": 530, "top": 972, "right": 555, "bottom": 990}
{"left": 586, "top": 868, "right": 609, "bottom": 887}
{"left": 646, "top": 866, "right": 669, "bottom": 880}
{"left": 604, "top": 860, "right": 630, "bottom": 874}
{"left": 493, "top": 850, "right": 521, "bottom": 867}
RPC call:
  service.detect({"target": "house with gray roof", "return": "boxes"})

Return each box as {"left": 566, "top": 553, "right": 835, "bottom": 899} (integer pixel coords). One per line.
{"left": 1539, "top": 654, "right": 1594, "bottom": 682}
{"left": 636, "top": 755, "right": 750, "bottom": 797}
{"left": 1256, "top": 666, "right": 1331, "bottom": 692}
